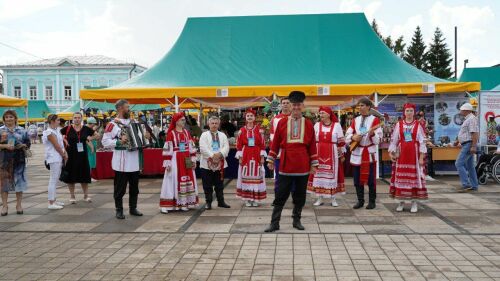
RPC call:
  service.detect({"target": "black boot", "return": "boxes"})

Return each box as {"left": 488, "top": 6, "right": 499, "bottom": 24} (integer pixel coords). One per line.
{"left": 265, "top": 206, "right": 283, "bottom": 232}
{"left": 115, "top": 209, "right": 125, "bottom": 219}
{"left": 215, "top": 188, "right": 231, "bottom": 208}
{"left": 129, "top": 208, "right": 143, "bottom": 216}
{"left": 354, "top": 184, "right": 365, "bottom": 209}
{"left": 292, "top": 206, "right": 305, "bottom": 230}
{"left": 353, "top": 201, "right": 364, "bottom": 209}
{"left": 366, "top": 201, "right": 376, "bottom": 209}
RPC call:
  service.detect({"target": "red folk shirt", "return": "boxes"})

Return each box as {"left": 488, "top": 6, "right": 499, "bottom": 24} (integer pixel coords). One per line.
{"left": 269, "top": 113, "right": 290, "bottom": 158}
{"left": 267, "top": 116, "right": 319, "bottom": 176}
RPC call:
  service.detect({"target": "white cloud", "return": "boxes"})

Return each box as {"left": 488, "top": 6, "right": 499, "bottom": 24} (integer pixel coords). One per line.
{"left": 13, "top": 2, "right": 132, "bottom": 63}
{"left": 428, "top": 1, "right": 497, "bottom": 74}
{"left": 390, "top": 15, "right": 424, "bottom": 41}
{"left": 0, "top": 0, "right": 62, "bottom": 22}
{"left": 339, "top": 0, "right": 381, "bottom": 20}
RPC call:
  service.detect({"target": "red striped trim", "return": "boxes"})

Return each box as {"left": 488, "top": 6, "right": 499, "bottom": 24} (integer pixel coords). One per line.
{"left": 236, "top": 189, "right": 267, "bottom": 200}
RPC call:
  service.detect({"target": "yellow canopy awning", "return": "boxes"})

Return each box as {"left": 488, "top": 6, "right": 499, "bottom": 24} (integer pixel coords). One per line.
{"left": 80, "top": 82, "right": 480, "bottom": 104}
{"left": 0, "top": 94, "right": 28, "bottom": 107}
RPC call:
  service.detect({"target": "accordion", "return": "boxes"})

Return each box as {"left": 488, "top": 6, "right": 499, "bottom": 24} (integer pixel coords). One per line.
{"left": 118, "top": 122, "right": 148, "bottom": 151}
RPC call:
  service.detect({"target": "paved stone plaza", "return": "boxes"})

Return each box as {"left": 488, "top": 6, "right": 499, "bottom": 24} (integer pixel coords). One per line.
{"left": 0, "top": 144, "right": 499, "bottom": 280}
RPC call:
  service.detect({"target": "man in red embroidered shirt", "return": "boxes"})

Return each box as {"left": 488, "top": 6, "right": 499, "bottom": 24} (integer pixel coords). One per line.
{"left": 265, "top": 91, "right": 318, "bottom": 232}
{"left": 345, "top": 98, "right": 383, "bottom": 210}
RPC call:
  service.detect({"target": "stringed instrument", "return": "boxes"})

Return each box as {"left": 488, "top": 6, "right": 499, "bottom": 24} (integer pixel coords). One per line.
{"left": 349, "top": 123, "right": 382, "bottom": 152}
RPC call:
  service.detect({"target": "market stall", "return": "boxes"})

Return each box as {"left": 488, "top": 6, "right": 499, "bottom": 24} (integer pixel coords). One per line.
{"left": 80, "top": 13, "right": 479, "bottom": 178}
{"left": 0, "top": 100, "right": 51, "bottom": 124}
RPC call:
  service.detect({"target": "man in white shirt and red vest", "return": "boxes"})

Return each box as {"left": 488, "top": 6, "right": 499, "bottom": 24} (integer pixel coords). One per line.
{"left": 265, "top": 91, "right": 318, "bottom": 232}
{"left": 199, "top": 116, "right": 231, "bottom": 210}
{"left": 102, "top": 99, "right": 144, "bottom": 219}
{"left": 346, "top": 98, "right": 383, "bottom": 210}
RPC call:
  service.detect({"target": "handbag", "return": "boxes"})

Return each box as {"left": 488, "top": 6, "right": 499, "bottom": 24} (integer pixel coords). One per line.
{"left": 184, "top": 157, "right": 194, "bottom": 169}
{"left": 59, "top": 165, "right": 70, "bottom": 182}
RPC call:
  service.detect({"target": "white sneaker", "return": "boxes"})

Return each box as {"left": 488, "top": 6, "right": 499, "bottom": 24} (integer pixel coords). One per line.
{"left": 396, "top": 202, "right": 404, "bottom": 212}
{"left": 180, "top": 207, "right": 189, "bottom": 212}
{"left": 69, "top": 198, "right": 77, "bottom": 204}
{"left": 331, "top": 198, "right": 338, "bottom": 207}
{"left": 91, "top": 178, "right": 98, "bottom": 183}
{"left": 252, "top": 201, "right": 259, "bottom": 207}
{"left": 55, "top": 201, "right": 65, "bottom": 206}
{"left": 425, "top": 175, "right": 436, "bottom": 181}
{"left": 245, "top": 201, "right": 252, "bottom": 207}
{"left": 410, "top": 201, "right": 418, "bottom": 213}
{"left": 160, "top": 207, "right": 168, "bottom": 214}
{"left": 313, "top": 198, "right": 323, "bottom": 206}
{"left": 48, "top": 204, "right": 63, "bottom": 210}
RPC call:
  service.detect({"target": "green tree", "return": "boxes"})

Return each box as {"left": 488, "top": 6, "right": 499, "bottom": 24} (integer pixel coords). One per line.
{"left": 393, "top": 36, "right": 406, "bottom": 58}
{"left": 384, "top": 36, "right": 395, "bottom": 51}
{"left": 425, "top": 27, "right": 453, "bottom": 79}
{"left": 404, "top": 26, "right": 427, "bottom": 70}
{"left": 371, "top": 19, "right": 383, "bottom": 39}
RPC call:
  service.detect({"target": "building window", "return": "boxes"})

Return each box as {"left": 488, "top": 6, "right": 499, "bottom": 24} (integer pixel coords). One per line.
{"left": 14, "top": 86, "right": 21, "bottom": 98}
{"left": 29, "top": 86, "right": 37, "bottom": 100}
{"left": 45, "top": 86, "right": 53, "bottom": 100}
{"left": 64, "top": 86, "right": 72, "bottom": 100}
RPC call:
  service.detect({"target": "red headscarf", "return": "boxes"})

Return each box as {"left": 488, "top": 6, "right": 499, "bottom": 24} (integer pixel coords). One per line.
{"left": 245, "top": 108, "right": 256, "bottom": 116}
{"left": 319, "top": 106, "right": 338, "bottom": 123}
{"left": 167, "top": 112, "right": 185, "bottom": 134}
{"left": 402, "top": 103, "right": 417, "bottom": 117}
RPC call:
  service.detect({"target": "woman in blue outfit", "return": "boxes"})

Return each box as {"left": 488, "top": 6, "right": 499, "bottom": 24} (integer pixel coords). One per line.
{"left": 0, "top": 110, "right": 30, "bottom": 216}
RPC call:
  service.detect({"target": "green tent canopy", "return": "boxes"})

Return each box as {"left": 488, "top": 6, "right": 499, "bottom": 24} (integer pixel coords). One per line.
{"left": 459, "top": 67, "right": 500, "bottom": 90}
{"left": 81, "top": 13, "right": 479, "bottom": 102}
{"left": 0, "top": 100, "right": 52, "bottom": 122}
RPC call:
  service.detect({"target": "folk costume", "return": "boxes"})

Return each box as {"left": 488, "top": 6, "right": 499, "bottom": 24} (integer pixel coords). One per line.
{"left": 102, "top": 117, "right": 143, "bottom": 219}
{"left": 265, "top": 91, "right": 318, "bottom": 232}
{"left": 269, "top": 111, "right": 291, "bottom": 192}
{"left": 307, "top": 106, "right": 346, "bottom": 206}
{"left": 160, "top": 113, "right": 199, "bottom": 213}
{"left": 388, "top": 103, "right": 427, "bottom": 212}
{"left": 235, "top": 109, "right": 267, "bottom": 205}
{"left": 345, "top": 111, "right": 383, "bottom": 209}
{"left": 199, "top": 126, "right": 231, "bottom": 209}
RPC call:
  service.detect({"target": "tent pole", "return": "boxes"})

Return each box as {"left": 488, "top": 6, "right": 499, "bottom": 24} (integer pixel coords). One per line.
{"left": 174, "top": 95, "right": 179, "bottom": 113}
{"left": 24, "top": 106, "right": 28, "bottom": 127}
{"left": 374, "top": 92, "right": 380, "bottom": 179}
{"left": 199, "top": 103, "right": 203, "bottom": 128}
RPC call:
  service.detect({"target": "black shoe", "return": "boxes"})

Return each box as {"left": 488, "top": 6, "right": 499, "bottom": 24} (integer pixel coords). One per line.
{"left": 264, "top": 223, "right": 280, "bottom": 232}
{"left": 293, "top": 218, "right": 305, "bottom": 230}
{"left": 218, "top": 202, "right": 231, "bottom": 208}
{"left": 366, "top": 202, "right": 376, "bottom": 209}
{"left": 205, "top": 202, "right": 212, "bottom": 210}
{"left": 353, "top": 202, "right": 364, "bottom": 209}
{"left": 129, "top": 209, "right": 143, "bottom": 216}
{"left": 116, "top": 209, "right": 125, "bottom": 219}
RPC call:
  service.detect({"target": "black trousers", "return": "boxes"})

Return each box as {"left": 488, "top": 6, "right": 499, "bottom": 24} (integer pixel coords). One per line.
{"left": 273, "top": 174, "right": 309, "bottom": 208}
{"left": 114, "top": 171, "right": 140, "bottom": 210}
{"left": 352, "top": 163, "right": 376, "bottom": 204}
{"left": 201, "top": 168, "right": 224, "bottom": 203}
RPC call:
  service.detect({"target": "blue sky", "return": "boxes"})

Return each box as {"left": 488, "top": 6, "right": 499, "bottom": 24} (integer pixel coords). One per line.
{"left": 0, "top": 0, "right": 498, "bottom": 77}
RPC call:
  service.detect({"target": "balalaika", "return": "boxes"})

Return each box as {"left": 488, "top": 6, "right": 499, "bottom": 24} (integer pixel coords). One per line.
{"left": 115, "top": 120, "right": 148, "bottom": 151}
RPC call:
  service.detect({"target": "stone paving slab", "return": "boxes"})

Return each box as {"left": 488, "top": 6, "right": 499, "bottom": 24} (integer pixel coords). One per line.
{"left": 0, "top": 232, "right": 499, "bottom": 281}
{"left": 0, "top": 144, "right": 499, "bottom": 235}
{"left": 0, "top": 144, "right": 499, "bottom": 280}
